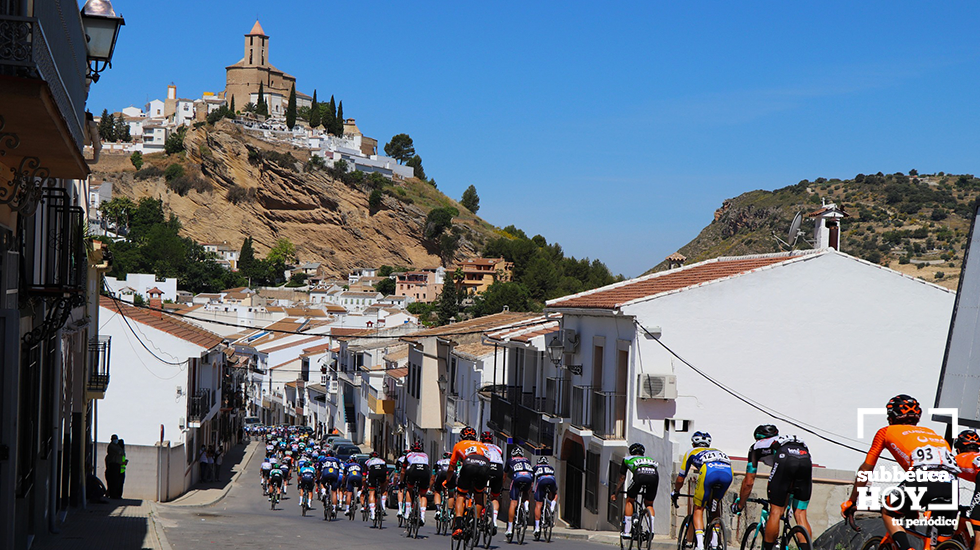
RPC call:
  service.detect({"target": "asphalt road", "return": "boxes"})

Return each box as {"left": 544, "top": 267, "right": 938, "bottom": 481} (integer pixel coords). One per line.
{"left": 154, "top": 453, "right": 612, "bottom": 550}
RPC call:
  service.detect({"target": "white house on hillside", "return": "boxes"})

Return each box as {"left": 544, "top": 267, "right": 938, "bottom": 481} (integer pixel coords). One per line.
{"left": 104, "top": 273, "right": 178, "bottom": 303}
{"left": 540, "top": 248, "right": 956, "bottom": 532}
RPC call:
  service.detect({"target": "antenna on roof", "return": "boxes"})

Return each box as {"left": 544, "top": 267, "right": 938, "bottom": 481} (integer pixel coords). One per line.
{"left": 772, "top": 211, "right": 804, "bottom": 250}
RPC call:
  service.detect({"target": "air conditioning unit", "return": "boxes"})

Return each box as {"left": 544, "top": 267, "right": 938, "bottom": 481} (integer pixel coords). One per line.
{"left": 562, "top": 329, "right": 579, "bottom": 353}
{"left": 637, "top": 374, "right": 677, "bottom": 400}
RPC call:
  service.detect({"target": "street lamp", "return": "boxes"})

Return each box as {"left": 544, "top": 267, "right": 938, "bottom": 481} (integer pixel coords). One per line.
{"left": 80, "top": 0, "right": 125, "bottom": 83}
{"left": 437, "top": 374, "right": 448, "bottom": 394}
{"left": 546, "top": 334, "right": 564, "bottom": 367}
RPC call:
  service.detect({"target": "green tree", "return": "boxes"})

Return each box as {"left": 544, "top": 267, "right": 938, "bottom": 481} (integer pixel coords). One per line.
{"left": 335, "top": 101, "right": 344, "bottom": 135}
{"left": 114, "top": 117, "right": 129, "bottom": 142}
{"left": 407, "top": 155, "right": 426, "bottom": 180}
{"left": 285, "top": 84, "right": 297, "bottom": 129}
{"left": 375, "top": 278, "right": 395, "bottom": 296}
{"left": 471, "top": 282, "right": 532, "bottom": 316}
{"left": 100, "top": 196, "right": 135, "bottom": 233}
{"left": 256, "top": 82, "right": 268, "bottom": 117}
{"left": 325, "top": 96, "right": 337, "bottom": 135}
{"left": 98, "top": 109, "right": 116, "bottom": 142}
{"left": 369, "top": 189, "right": 383, "bottom": 211}
{"left": 384, "top": 134, "right": 415, "bottom": 164}
{"left": 164, "top": 127, "right": 186, "bottom": 155}
{"left": 437, "top": 276, "right": 459, "bottom": 325}
{"left": 243, "top": 102, "right": 256, "bottom": 113}
{"left": 460, "top": 185, "right": 480, "bottom": 213}
{"left": 230, "top": 96, "right": 236, "bottom": 115}
{"left": 163, "top": 163, "right": 184, "bottom": 182}
{"left": 424, "top": 207, "right": 456, "bottom": 240}
{"left": 130, "top": 151, "right": 143, "bottom": 170}
{"left": 309, "top": 90, "right": 320, "bottom": 128}
{"left": 267, "top": 238, "right": 297, "bottom": 266}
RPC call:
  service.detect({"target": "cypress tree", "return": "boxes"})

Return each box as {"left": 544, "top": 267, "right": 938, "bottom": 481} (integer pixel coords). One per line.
{"left": 229, "top": 96, "right": 236, "bottom": 115}
{"left": 326, "top": 96, "right": 336, "bottom": 135}
{"left": 256, "top": 82, "right": 268, "bottom": 117}
{"left": 335, "top": 101, "right": 344, "bottom": 136}
{"left": 285, "top": 84, "right": 297, "bottom": 129}
{"left": 309, "top": 90, "right": 320, "bottom": 128}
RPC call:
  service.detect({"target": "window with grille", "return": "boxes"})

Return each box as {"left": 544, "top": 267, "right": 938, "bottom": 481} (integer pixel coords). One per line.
{"left": 607, "top": 459, "right": 623, "bottom": 525}
{"left": 585, "top": 450, "right": 600, "bottom": 513}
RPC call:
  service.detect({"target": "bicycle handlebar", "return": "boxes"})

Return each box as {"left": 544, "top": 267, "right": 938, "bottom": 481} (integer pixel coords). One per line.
{"left": 845, "top": 511, "right": 861, "bottom": 533}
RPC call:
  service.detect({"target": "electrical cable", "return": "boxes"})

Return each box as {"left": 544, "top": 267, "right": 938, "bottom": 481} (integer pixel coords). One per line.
{"left": 102, "top": 282, "right": 189, "bottom": 367}
{"left": 635, "top": 321, "right": 890, "bottom": 458}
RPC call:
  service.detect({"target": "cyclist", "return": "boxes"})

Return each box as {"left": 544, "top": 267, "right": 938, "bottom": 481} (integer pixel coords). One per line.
{"left": 343, "top": 456, "right": 364, "bottom": 515}
{"left": 733, "top": 424, "right": 813, "bottom": 550}
{"left": 319, "top": 450, "right": 343, "bottom": 514}
{"left": 365, "top": 451, "right": 389, "bottom": 522}
{"left": 449, "top": 426, "right": 490, "bottom": 539}
{"left": 403, "top": 440, "right": 431, "bottom": 526}
{"left": 298, "top": 459, "right": 317, "bottom": 509}
{"left": 612, "top": 443, "right": 659, "bottom": 541}
{"left": 395, "top": 449, "right": 408, "bottom": 519}
{"left": 504, "top": 446, "right": 534, "bottom": 540}
{"left": 530, "top": 456, "right": 558, "bottom": 540}
{"left": 260, "top": 456, "right": 273, "bottom": 493}
{"left": 672, "top": 431, "right": 732, "bottom": 550}
{"left": 842, "top": 395, "right": 958, "bottom": 550}
{"left": 952, "top": 430, "right": 980, "bottom": 550}
{"left": 482, "top": 431, "right": 505, "bottom": 535}
{"left": 432, "top": 451, "right": 452, "bottom": 522}
{"left": 268, "top": 460, "right": 285, "bottom": 503}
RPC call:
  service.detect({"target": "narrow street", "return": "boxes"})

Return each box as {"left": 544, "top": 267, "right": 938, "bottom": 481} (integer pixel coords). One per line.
{"left": 154, "top": 445, "right": 617, "bottom": 550}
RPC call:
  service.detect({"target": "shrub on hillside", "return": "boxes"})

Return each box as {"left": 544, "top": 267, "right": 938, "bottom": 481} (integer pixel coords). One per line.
{"left": 163, "top": 163, "right": 184, "bottom": 182}
{"left": 226, "top": 185, "right": 256, "bottom": 205}
{"left": 134, "top": 165, "right": 163, "bottom": 180}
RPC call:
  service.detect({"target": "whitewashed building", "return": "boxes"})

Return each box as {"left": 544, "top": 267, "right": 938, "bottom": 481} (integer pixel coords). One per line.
{"left": 104, "top": 273, "right": 178, "bottom": 303}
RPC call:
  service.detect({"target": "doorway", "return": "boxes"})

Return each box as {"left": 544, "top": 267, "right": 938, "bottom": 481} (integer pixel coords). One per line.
{"left": 562, "top": 438, "right": 585, "bottom": 528}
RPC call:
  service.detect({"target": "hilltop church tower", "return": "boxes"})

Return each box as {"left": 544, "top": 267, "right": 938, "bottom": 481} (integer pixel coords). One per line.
{"left": 223, "top": 20, "right": 297, "bottom": 116}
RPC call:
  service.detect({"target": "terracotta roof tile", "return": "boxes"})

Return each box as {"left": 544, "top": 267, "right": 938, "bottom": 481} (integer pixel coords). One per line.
{"left": 548, "top": 252, "right": 820, "bottom": 310}
{"left": 99, "top": 295, "right": 224, "bottom": 350}
{"left": 385, "top": 367, "right": 408, "bottom": 379}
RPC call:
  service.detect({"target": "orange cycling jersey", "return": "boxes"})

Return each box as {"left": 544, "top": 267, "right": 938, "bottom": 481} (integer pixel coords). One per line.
{"left": 865, "top": 425, "right": 955, "bottom": 471}
{"left": 449, "top": 440, "right": 487, "bottom": 471}
{"left": 955, "top": 451, "right": 980, "bottom": 481}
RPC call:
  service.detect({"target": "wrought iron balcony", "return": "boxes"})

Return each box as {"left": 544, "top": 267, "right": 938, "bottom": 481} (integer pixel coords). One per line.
{"left": 571, "top": 385, "right": 592, "bottom": 429}
{"left": 189, "top": 389, "right": 212, "bottom": 424}
{"left": 86, "top": 335, "right": 110, "bottom": 395}
{"left": 0, "top": 1, "right": 91, "bottom": 183}
{"left": 29, "top": 188, "right": 86, "bottom": 294}
{"left": 545, "top": 376, "right": 571, "bottom": 418}
{"left": 591, "top": 390, "right": 627, "bottom": 440}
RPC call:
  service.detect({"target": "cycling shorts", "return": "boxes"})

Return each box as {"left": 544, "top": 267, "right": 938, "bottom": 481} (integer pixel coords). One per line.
{"left": 457, "top": 454, "right": 491, "bottom": 494}
{"left": 261, "top": 469, "right": 271, "bottom": 479}
{"left": 300, "top": 477, "right": 315, "bottom": 492}
{"left": 626, "top": 471, "right": 659, "bottom": 501}
{"left": 488, "top": 463, "right": 504, "bottom": 497}
{"left": 366, "top": 471, "right": 387, "bottom": 490}
{"left": 346, "top": 475, "right": 363, "bottom": 491}
{"left": 534, "top": 477, "right": 558, "bottom": 502}
{"left": 694, "top": 463, "right": 733, "bottom": 508}
{"left": 767, "top": 453, "right": 812, "bottom": 507}
{"left": 434, "top": 470, "right": 448, "bottom": 490}
{"left": 405, "top": 469, "right": 430, "bottom": 492}
{"left": 320, "top": 473, "right": 341, "bottom": 490}
{"left": 509, "top": 475, "right": 533, "bottom": 501}
{"left": 444, "top": 471, "right": 457, "bottom": 492}
{"left": 269, "top": 475, "right": 283, "bottom": 488}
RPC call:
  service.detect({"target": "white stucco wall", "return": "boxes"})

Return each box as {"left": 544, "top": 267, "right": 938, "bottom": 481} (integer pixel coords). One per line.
{"left": 97, "top": 306, "right": 210, "bottom": 446}
{"left": 621, "top": 251, "right": 956, "bottom": 470}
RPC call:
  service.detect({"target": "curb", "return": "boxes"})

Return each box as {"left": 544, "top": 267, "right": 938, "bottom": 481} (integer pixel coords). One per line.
{"left": 148, "top": 502, "right": 174, "bottom": 550}
{"left": 158, "top": 441, "right": 259, "bottom": 509}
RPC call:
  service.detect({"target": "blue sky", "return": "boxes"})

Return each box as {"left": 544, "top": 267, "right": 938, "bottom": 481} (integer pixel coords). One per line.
{"left": 88, "top": 1, "right": 980, "bottom": 277}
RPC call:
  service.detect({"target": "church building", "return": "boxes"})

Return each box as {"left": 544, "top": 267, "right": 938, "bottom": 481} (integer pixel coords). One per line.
{"left": 224, "top": 21, "right": 309, "bottom": 116}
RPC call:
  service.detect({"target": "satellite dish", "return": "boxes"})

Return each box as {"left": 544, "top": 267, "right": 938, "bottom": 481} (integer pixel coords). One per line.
{"left": 787, "top": 212, "right": 803, "bottom": 246}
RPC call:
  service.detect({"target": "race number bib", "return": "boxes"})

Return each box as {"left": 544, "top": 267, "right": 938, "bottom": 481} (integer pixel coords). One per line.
{"left": 912, "top": 446, "right": 956, "bottom": 469}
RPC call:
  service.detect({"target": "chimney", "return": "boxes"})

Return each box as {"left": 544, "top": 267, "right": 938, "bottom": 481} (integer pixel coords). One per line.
{"left": 666, "top": 253, "right": 687, "bottom": 270}
{"left": 809, "top": 200, "right": 848, "bottom": 251}
{"left": 147, "top": 287, "right": 165, "bottom": 317}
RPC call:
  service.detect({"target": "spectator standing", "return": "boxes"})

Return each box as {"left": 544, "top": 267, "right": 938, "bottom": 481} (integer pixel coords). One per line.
{"left": 199, "top": 445, "right": 210, "bottom": 482}
{"left": 214, "top": 446, "right": 223, "bottom": 482}
{"left": 118, "top": 439, "right": 128, "bottom": 498}
{"left": 105, "top": 434, "right": 124, "bottom": 498}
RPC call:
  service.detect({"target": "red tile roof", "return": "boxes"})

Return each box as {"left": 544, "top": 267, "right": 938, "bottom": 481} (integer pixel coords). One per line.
{"left": 548, "top": 252, "right": 816, "bottom": 310}
{"left": 385, "top": 367, "right": 408, "bottom": 379}
{"left": 99, "top": 295, "right": 223, "bottom": 350}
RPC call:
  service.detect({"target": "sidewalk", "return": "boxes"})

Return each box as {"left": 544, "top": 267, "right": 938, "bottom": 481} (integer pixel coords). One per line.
{"left": 549, "top": 525, "right": 675, "bottom": 548}
{"left": 32, "top": 499, "right": 167, "bottom": 550}
{"left": 162, "top": 439, "right": 260, "bottom": 507}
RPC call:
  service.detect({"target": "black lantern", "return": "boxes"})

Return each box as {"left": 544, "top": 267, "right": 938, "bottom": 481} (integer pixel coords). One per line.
{"left": 546, "top": 334, "right": 564, "bottom": 367}
{"left": 80, "top": 0, "right": 125, "bottom": 83}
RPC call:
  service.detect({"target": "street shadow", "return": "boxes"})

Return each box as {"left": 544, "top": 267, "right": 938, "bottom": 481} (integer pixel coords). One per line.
{"left": 32, "top": 499, "right": 151, "bottom": 550}
{"left": 188, "top": 442, "right": 250, "bottom": 492}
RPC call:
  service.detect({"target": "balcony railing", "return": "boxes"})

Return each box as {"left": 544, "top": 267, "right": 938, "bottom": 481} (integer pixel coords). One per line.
{"left": 571, "top": 385, "right": 592, "bottom": 429}
{"left": 30, "top": 188, "right": 86, "bottom": 294}
{"left": 86, "top": 335, "right": 111, "bottom": 394}
{"left": 189, "top": 389, "right": 212, "bottom": 422}
{"left": 545, "top": 377, "right": 571, "bottom": 418}
{"left": 592, "top": 390, "right": 627, "bottom": 439}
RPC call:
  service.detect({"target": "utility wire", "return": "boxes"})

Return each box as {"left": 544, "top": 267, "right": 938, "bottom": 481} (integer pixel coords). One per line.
{"left": 636, "top": 321, "right": 886, "bottom": 458}
{"left": 102, "top": 282, "right": 189, "bottom": 367}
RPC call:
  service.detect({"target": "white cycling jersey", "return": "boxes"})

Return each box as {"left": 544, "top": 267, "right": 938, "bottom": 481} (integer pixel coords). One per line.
{"left": 484, "top": 443, "right": 504, "bottom": 465}
{"left": 407, "top": 451, "right": 429, "bottom": 466}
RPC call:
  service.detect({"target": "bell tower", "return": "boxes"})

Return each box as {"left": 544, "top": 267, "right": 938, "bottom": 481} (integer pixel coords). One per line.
{"left": 244, "top": 20, "right": 268, "bottom": 67}
{"left": 808, "top": 200, "right": 848, "bottom": 251}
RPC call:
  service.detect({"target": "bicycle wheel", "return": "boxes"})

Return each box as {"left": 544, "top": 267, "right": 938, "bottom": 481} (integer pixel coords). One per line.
{"left": 469, "top": 507, "right": 481, "bottom": 550}
{"left": 639, "top": 509, "right": 652, "bottom": 550}
{"left": 302, "top": 495, "right": 307, "bottom": 517}
{"left": 621, "top": 517, "right": 632, "bottom": 550}
{"left": 544, "top": 506, "right": 554, "bottom": 543}
{"left": 782, "top": 525, "right": 812, "bottom": 550}
{"left": 516, "top": 501, "right": 528, "bottom": 545}
{"left": 707, "top": 517, "right": 728, "bottom": 550}
{"left": 740, "top": 522, "right": 761, "bottom": 550}
{"left": 678, "top": 515, "right": 694, "bottom": 550}
{"left": 936, "top": 540, "right": 969, "bottom": 550}
{"left": 485, "top": 508, "right": 495, "bottom": 548}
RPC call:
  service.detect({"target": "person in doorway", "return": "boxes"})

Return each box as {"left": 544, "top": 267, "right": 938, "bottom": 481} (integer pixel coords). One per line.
{"left": 118, "top": 439, "right": 129, "bottom": 497}
{"left": 105, "top": 434, "right": 125, "bottom": 498}
{"left": 199, "top": 445, "right": 210, "bottom": 482}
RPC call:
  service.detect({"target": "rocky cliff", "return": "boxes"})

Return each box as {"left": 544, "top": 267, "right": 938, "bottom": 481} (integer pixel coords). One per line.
{"left": 92, "top": 121, "right": 495, "bottom": 277}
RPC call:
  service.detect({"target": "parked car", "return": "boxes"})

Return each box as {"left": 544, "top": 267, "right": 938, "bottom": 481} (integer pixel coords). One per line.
{"left": 334, "top": 444, "right": 361, "bottom": 460}
{"left": 326, "top": 438, "right": 353, "bottom": 452}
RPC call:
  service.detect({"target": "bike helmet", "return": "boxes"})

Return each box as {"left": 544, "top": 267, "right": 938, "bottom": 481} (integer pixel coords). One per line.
{"left": 443, "top": 452, "right": 452, "bottom": 459}
{"left": 411, "top": 440, "right": 423, "bottom": 452}
{"left": 754, "top": 424, "right": 778, "bottom": 440}
{"left": 370, "top": 450, "right": 379, "bottom": 458}
{"left": 955, "top": 430, "right": 980, "bottom": 453}
{"left": 461, "top": 426, "right": 478, "bottom": 441}
{"left": 325, "top": 449, "right": 334, "bottom": 457}
{"left": 348, "top": 455, "right": 357, "bottom": 463}
{"left": 511, "top": 447, "right": 525, "bottom": 458}
{"left": 629, "top": 443, "right": 645, "bottom": 456}
{"left": 691, "top": 431, "right": 711, "bottom": 448}
{"left": 537, "top": 456, "right": 550, "bottom": 465}
{"left": 481, "top": 431, "right": 494, "bottom": 443}
{"left": 887, "top": 394, "right": 922, "bottom": 425}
